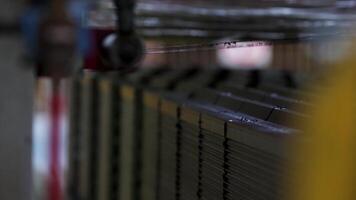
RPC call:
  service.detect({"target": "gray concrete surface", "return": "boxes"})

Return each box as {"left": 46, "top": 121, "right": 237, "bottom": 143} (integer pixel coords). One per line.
{"left": 0, "top": 36, "right": 34, "bottom": 200}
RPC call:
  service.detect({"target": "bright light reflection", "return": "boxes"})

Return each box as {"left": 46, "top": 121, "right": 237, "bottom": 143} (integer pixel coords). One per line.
{"left": 217, "top": 41, "right": 272, "bottom": 69}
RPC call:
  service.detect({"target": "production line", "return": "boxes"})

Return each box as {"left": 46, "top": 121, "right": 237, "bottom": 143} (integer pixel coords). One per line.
{"left": 67, "top": 69, "right": 310, "bottom": 200}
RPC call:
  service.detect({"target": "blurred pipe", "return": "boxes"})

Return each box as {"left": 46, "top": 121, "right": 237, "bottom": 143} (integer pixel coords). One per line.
{"left": 49, "top": 82, "right": 62, "bottom": 200}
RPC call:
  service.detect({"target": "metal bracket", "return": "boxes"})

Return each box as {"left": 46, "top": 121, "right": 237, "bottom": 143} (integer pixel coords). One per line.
{"left": 112, "top": 0, "right": 144, "bottom": 69}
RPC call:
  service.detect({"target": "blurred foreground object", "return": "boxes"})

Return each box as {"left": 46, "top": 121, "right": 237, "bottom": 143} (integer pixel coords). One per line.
{"left": 289, "top": 44, "right": 356, "bottom": 200}
{"left": 37, "top": 0, "right": 76, "bottom": 200}
{"left": 112, "top": 0, "right": 144, "bottom": 69}
{"left": 21, "top": 0, "right": 90, "bottom": 65}
{"left": 37, "top": 0, "right": 76, "bottom": 78}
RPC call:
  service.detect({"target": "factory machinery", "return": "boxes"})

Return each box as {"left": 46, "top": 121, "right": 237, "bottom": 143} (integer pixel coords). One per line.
{"left": 62, "top": 1, "right": 356, "bottom": 200}
{"left": 66, "top": 68, "right": 317, "bottom": 200}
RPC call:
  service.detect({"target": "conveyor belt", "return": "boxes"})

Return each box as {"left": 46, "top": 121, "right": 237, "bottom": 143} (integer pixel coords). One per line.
{"left": 67, "top": 69, "right": 306, "bottom": 200}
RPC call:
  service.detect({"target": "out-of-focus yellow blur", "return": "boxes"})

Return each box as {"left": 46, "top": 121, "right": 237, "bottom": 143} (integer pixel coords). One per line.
{"left": 288, "top": 46, "right": 356, "bottom": 200}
